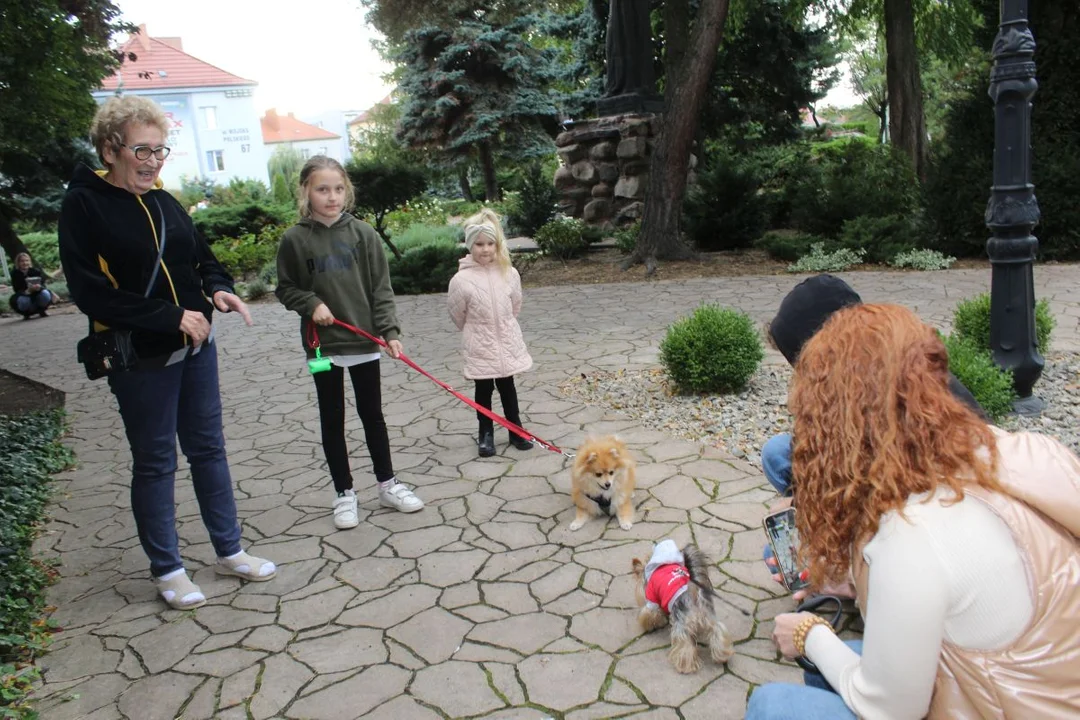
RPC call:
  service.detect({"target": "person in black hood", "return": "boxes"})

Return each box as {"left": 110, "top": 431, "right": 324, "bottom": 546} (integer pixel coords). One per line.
{"left": 58, "top": 95, "right": 275, "bottom": 611}
{"left": 762, "top": 274, "right": 985, "bottom": 497}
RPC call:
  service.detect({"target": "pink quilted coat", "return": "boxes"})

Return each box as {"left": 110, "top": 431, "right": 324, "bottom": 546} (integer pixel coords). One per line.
{"left": 447, "top": 255, "right": 533, "bottom": 380}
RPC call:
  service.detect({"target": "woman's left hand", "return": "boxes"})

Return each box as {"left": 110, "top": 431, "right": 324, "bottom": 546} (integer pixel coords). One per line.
{"left": 213, "top": 291, "right": 254, "bottom": 326}
{"left": 386, "top": 339, "right": 403, "bottom": 359}
{"left": 772, "top": 612, "right": 819, "bottom": 659}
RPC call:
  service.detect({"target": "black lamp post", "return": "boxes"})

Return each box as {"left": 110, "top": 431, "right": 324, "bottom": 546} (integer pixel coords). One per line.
{"left": 986, "top": 0, "right": 1044, "bottom": 415}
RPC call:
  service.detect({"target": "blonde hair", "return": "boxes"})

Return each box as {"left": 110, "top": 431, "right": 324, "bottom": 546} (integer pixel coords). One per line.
{"left": 14, "top": 252, "right": 31, "bottom": 265}
{"left": 298, "top": 156, "right": 355, "bottom": 219}
{"left": 90, "top": 96, "right": 171, "bottom": 168}
{"left": 463, "top": 208, "right": 512, "bottom": 274}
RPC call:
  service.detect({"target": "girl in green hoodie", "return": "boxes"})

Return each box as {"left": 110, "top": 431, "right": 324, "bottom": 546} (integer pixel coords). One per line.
{"left": 276, "top": 156, "right": 424, "bottom": 530}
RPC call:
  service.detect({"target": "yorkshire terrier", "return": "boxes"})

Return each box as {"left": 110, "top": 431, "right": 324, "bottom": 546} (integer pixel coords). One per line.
{"left": 569, "top": 435, "right": 636, "bottom": 531}
{"left": 631, "top": 539, "right": 735, "bottom": 673}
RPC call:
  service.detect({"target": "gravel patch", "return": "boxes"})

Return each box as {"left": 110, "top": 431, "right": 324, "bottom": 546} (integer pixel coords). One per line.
{"left": 561, "top": 353, "right": 1080, "bottom": 467}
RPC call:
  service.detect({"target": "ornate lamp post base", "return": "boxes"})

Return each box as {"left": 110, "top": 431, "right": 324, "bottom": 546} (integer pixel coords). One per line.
{"left": 986, "top": 0, "right": 1045, "bottom": 414}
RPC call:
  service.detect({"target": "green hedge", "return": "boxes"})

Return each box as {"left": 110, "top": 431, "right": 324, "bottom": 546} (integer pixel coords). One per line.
{"left": 192, "top": 202, "right": 296, "bottom": 243}
{"left": 660, "top": 305, "right": 764, "bottom": 393}
{"left": 389, "top": 244, "right": 467, "bottom": 295}
{"left": 1, "top": 410, "right": 73, "bottom": 717}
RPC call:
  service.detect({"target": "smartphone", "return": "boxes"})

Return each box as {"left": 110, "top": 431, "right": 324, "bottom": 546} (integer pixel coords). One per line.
{"left": 762, "top": 507, "right": 811, "bottom": 593}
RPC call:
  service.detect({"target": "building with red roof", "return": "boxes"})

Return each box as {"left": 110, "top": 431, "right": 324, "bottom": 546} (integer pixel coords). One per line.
{"left": 261, "top": 110, "right": 344, "bottom": 163}
{"left": 93, "top": 25, "right": 268, "bottom": 189}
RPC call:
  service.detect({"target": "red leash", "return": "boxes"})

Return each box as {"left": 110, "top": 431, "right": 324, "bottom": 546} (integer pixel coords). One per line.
{"left": 307, "top": 321, "right": 568, "bottom": 456}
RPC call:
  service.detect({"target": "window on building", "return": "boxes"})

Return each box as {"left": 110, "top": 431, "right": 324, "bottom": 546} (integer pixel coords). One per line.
{"left": 202, "top": 106, "right": 217, "bottom": 130}
{"left": 300, "top": 148, "right": 310, "bottom": 160}
{"left": 206, "top": 150, "right": 225, "bottom": 172}
{"left": 319, "top": 146, "right": 328, "bottom": 156}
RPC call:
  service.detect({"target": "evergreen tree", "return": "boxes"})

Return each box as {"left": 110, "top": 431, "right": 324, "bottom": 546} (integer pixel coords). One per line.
{"left": 0, "top": 1, "right": 131, "bottom": 262}
{"left": 393, "top": 15, "right": 561, "bottom": 201}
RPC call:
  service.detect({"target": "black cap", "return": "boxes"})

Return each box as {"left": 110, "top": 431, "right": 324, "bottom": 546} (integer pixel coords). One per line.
{"left": 768, "top": 274, "right": 862, "bottom": 364}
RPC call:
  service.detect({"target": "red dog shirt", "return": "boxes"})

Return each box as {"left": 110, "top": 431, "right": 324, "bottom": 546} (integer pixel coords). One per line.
{"left": 645, "top": 563, "right": 691, "bottom": 614}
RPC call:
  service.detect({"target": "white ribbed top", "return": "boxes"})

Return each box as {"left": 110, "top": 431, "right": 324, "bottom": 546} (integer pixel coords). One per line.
{"left": 805, "top": 488, "right": 1033, "bottom": 719}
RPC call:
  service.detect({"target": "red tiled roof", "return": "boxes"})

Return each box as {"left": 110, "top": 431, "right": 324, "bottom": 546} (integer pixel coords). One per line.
{"left": 347, "top": 93, "right": 395, "bottom": 126}
{"left": 100, "top": 26, "right": 254, "bottom": 92}
{"left": 261, "top": 110, "right": 341, "bottom": 144}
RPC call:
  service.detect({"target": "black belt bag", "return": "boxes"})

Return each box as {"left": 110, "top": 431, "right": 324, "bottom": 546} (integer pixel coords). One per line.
{"left": 77, "top": 201, "right": 168, "bottom": 381}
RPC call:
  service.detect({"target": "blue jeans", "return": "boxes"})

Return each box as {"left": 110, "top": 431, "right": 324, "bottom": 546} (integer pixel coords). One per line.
{"left": 108, "top": 341, "right": 241, "bottom": 577}
{"left": 745, "top": 641, "right": 863, "bottom": 720}
{"left": 15, "top": 289, "right": 52, "bottom": 314}
{"left": 762, "top": 432, "right": 793, "bottom": 496}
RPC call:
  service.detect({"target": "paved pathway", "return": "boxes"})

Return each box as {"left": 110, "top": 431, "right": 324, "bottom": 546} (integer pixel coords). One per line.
{"left": 2, "top": 266, "right": 1078, "bottom": 720}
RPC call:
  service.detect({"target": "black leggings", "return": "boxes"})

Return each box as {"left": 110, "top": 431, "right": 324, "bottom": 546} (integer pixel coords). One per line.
{"left": 312, "top": 360, "right": 394, "bottom": 492}
{"left": 474, "top": 376, "right": 521, "bottom": 435}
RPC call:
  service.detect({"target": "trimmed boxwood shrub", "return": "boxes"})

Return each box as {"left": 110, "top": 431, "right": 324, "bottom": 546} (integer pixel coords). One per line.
{"left": 660, "top": 304, "right": 764, "bottom": 394}
{"left": 943, "top": 335, "right": 1016, "bottom": 422}
{"left": 953, "top": 293, "right": 1056, "bottom": 354}
{"left": 389, "top": 244, "right": 467, "bottom": 295}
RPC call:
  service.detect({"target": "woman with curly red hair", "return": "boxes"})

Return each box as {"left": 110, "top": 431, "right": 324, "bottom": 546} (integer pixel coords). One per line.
{"left": 747, "top": 303, "right": 1080, "bottom": 720}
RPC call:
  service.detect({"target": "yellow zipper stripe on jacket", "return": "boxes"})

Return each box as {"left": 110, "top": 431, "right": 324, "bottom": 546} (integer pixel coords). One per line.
{"left": 135, "top": 194, "right": 186, "bottom": 345}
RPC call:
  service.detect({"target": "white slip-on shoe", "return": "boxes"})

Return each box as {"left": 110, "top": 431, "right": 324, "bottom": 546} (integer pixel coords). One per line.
{"left": 333, "top": 489, "right": 360, "bottom": 529}
{"left": 379, "top": 482, "right": 424, "bottom": 513}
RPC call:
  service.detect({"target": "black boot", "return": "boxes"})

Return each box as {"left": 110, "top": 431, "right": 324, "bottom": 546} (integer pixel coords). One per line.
{"left": 478, "top": 430, "right": 496, "bottom": 458}
{"left": 509, "top": 432, "right": 533, "bottom": 451}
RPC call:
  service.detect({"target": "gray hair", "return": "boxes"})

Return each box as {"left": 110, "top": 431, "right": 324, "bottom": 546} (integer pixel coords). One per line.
{"left": 89, "top": 96, "right": 171, "bottom": 168}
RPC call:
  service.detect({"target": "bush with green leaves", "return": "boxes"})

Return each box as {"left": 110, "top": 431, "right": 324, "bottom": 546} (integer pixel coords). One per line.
{"left": 534, "top": 217, "right": 590, "bottom": 260}
{"left": 683, "top": 155, "right": 767, "bottom": 251}
{"left": 890, "top": 248, "right": 956, "bottom": 270}
{"left": 753, "top": 230, "right": 824, "bottom": 262}
{"left": 347, "top": 159, "right": 429, "bottom": 247}
{"left": 953, "top": 293, "right": 1055, "bottom": 354}
{"left": 660, "top": 305, "right": 764, "bottom": 394}
{"left": 837, "top": 214, "right": 923, "bottom": 264}
{"left": 787, "top": 140, "right": 921, "bottom": 238}
{"left": 394, "top": 224, "right": 462, "bottom": 254}
{"left": 787, "top": 243, "right": 866, "bottom": 273}
{"left": 16, "top": 232, "right": 60, "bottom": 271}
{"left": 943, "top": 335, "right": 1016, "bottom": 422}
{"left": 389, "top": 244, "right": 467, "bottom": 295}
{"left": 212, "top": 225, "right": 285, "bottom": 280}
{"left": 614, "top": 221, "right": 640, "bottom": 254}
{"left": 506, "top": 161, "right": 557, "bottom": 237}
{"left": 1, "top": 410, "right": 74, "bottom": 716}
{"left": 193, "top": 202, "right": 295, "bottom": 243}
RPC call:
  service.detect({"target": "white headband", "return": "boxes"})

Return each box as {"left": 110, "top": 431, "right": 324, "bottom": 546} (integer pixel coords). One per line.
{"left": 464, "top": 222, "right": 498, "bottom": 250}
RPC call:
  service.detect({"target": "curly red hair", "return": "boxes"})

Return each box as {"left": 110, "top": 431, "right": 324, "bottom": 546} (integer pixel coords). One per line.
{"left": 789, "top": 303, "right": 999, "bottom": 586}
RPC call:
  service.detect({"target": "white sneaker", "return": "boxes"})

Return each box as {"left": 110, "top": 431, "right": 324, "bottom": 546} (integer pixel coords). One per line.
{"left": 379, "top": 482, "right": 424, "bottom": 513}
{"left": 333, "top": 489, "right": 359, "bottom": 529}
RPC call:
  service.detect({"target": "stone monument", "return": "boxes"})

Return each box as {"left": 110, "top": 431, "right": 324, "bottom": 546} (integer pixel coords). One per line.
{"left": 554, "top": 0, "right": 664, "bottom": 229}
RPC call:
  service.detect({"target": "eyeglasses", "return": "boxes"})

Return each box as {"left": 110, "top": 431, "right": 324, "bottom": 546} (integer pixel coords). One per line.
{"left": 120, "top": 144, "right": 171, "bottom": 161}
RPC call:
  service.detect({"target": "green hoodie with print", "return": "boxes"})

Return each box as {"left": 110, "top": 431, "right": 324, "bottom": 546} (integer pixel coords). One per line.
{"left": 275, "top": 214, "right": 400, "bottom": 358}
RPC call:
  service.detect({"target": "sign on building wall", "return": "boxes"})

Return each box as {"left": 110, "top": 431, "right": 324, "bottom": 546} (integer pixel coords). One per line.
{"left": 155, "top": 94, "right": 197, "bottom": 165}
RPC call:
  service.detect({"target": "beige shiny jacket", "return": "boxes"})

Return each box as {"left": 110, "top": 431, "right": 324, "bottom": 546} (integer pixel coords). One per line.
{"left": 853, "top": 428, "right": 1080, "bottom": 719}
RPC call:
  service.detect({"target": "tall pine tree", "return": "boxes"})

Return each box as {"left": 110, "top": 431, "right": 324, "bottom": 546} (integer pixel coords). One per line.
{"left": 394, "top": 16, "right": 560, "bottom": 200}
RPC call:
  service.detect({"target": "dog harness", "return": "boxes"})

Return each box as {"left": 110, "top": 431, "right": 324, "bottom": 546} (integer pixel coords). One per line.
{"left": 586, "top": 492, "right": 612, "bottom": 513}
{"left": 645, "top": 563, "right": 691, "bottom": 614}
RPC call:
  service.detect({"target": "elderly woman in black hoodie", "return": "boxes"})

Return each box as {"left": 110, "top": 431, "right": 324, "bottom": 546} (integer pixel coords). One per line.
{"left": 58, "top": 95, "right": 275, "bottom": 610}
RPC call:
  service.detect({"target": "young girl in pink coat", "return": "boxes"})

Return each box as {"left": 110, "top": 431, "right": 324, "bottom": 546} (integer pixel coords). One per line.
{"left": 447, "top": 209, "right": 534, "bottom": 458}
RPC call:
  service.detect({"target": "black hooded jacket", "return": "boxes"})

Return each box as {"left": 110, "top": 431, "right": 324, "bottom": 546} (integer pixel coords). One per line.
{"left": 768, "top": 274, "right": 987, "bottom": 419}
{"left": 58, "top": 164, "right": 234, "bottom": 360}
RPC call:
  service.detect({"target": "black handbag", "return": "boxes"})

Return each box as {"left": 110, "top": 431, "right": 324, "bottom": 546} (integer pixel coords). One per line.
{"left": 77, "top": 201, "right": 168, "bottom": 380}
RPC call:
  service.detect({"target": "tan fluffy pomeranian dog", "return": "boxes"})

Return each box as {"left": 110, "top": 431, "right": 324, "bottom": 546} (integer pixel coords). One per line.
{"left": 569, "top": 435, "right": 636, "bottom": 531}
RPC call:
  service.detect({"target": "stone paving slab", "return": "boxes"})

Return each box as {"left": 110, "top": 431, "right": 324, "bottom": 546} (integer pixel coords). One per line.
{"left": 1, "top": 266, "right": 1078, "bottom": 719}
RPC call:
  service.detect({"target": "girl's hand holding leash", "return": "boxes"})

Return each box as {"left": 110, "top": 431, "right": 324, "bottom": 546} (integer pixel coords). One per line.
{"left": 213, "top": 291, "right": 253, "bottom": 326}
{"left": 386, "top": 339, "right": 403, "bottom": 359}
{"left": 312, "top": 303, "right": 335, "bottom": 326}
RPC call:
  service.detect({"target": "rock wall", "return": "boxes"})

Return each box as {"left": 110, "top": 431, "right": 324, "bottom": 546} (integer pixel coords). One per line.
{"left": 554, "top": 114, "right": 658, "bottom": 229}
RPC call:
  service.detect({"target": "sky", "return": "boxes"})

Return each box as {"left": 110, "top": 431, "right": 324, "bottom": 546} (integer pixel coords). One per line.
{"left": 113, "top": 0, "right": 861, "bottom": 118}
{"left": 114, "top": 0, "right": 396, "bottom": 117}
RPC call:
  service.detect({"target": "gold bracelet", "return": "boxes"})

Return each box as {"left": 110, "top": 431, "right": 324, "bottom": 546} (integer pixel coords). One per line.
{"left": 793, "top": 615, "right": 833, "bottom": 657}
